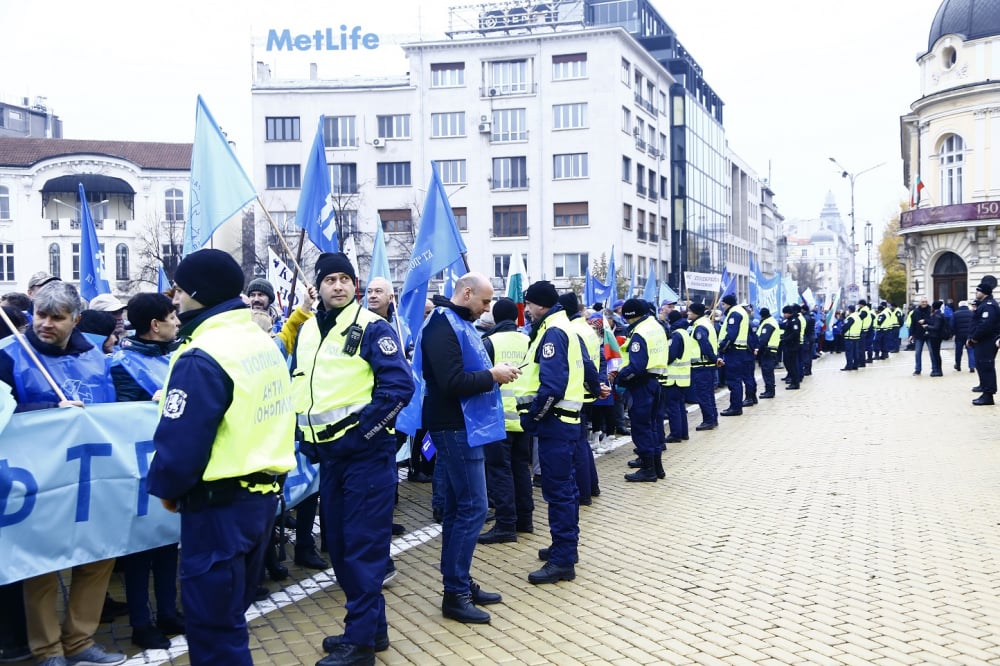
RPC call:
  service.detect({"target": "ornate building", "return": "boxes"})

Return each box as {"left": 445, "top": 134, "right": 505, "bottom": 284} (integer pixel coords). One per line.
{"left": 900, "top": 0, "right": 1000, "bottom": 304}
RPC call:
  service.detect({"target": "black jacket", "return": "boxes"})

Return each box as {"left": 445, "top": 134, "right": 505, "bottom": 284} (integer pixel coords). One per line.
{"left": 953, "top": 305, "right": 974, "bottom": 340}
{"left": 910, "top": 305, "right": 933, "bottom": 340}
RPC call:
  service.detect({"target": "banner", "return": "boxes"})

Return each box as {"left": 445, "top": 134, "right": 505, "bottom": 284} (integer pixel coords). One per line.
{"left": 267, "top": 248, "right": 308, "bottom": 313}
{"left": 0, "top": 403, "right": 319, "bottom": 585}
{"left": 684, "top": 271, "right": 721, "bottom": 293}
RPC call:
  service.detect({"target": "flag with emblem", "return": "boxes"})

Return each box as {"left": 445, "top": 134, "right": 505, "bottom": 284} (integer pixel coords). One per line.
{"left": 294, "top": 115, "right": 339, "bottom": 253}
{"left": 78, "top": 183, "right": 111, "bottom": 301}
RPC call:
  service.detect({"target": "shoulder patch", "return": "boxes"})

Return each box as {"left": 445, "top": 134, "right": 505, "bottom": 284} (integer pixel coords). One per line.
{"left": 541, "top": 342, "right": 556, "bottom": 359}
{"left": 162, "top": 389, "right": 187, "bottom": 420}
{"left": 983, "top": 311, "right": 990, "bottom": 318}
{"left": 377, "top": 336, "right": 399, "bottom": 356}
{"left": 630, "top": 341, "right": 641, "bottom": 353}
{"left": 728, "top": 317, "right": 736, "bottom": 325}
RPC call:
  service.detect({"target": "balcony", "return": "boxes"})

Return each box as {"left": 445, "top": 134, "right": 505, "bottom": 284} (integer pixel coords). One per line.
{"left": 637, "top": 185, "right": 648, "bottom": 197}
{"left": 637, "top": 229, "right": 648, "bottom": 241}
{"left": 900, "top": 201, "right": 1000, "bottom": 230}
{"left": 489, "top": 177, "right": 530, "bottom": 191}
{"left": 481, "top": 82, "right": 538, "bottom": 98}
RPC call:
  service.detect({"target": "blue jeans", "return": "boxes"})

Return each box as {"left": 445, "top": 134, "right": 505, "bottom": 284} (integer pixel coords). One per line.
{"left": 913, "top": 337, "right": 926, "bottom": 373}
{"left": 431, "top": 430, "right": 488, "bottom": 595}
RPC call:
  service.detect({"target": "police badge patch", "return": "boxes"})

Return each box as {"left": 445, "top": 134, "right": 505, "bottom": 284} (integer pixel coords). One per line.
{"left": 630, "top": 341, "right": 641, "bottom": 353}
{"left": 162, "top": 389, "right": 188, "bottom": 419}
{"left": 541, "top": 342, "right": 556, "bottom": 358}
{"left": 377, "top": 336, "right": 399, "bottom": 355}
{"left": 729, "top": 317, "right": 736, "bottom": 324}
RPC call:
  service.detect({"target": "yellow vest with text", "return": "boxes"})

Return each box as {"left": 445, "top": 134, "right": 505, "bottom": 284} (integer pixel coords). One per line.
{"left": 514, "top": 310, "right": 585, "bottom": 424}
{"left": 692, "top": 316, "right": 719, "bottom": 364}
{"left": 665, "top": 328, "right": 696, "bottom": 387}
{"left": 163, "top": 309, "right": 296, "bottom": 487}
{"left": 570, "top": 316, "right": 601, "bottom": 402}
{"left": 759, "top": 316, "right": 781, "bottom": 351}
{"left": 860, "top": 306, "right": 874, "bottom": 332}
{"left": 293, "top": 301, "right": 381, "bottom": 443}
{"left": 719, "top": 306, "right": 751, "bottom": 348}
{"left": 797, "top": 313, "right": 807, "bottom": 344}
{"left": 630, "top": 316, "right": 669, "bottom": 384}
{"left": 844, "top": 312, "right": 862, "bottom": 339}
{"left": 489, "top": 330, "right": 530, "bottom": 432}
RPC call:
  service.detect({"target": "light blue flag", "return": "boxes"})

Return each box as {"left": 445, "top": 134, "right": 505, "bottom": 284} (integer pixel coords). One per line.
{"left": 78, "top": 183, "right": 111, "bottom": 301}
{"left": 0, "top": 381, "right": 14, "bottom": 435}
{"left": 364, "top": 217, "right": 392, "bottom": 308}
{"left": 659, "top": 282, "right": 680, "bottom": 305}
{"left": 396, "top": 162, "right": 467, "bottom": 350}
{"left": 157, "top": 265, "right": 170, "bottom": 292}
{"left": 583, "top": 270, "right": 595, "bottom": 307}
{"left": 295, "top": 116, "right": 339, "bottom": 253}
{"left": 642, "top": 258, "right": 657, "bottom": 302}
{"left": 441, "top": 256, "right": 467, "bottom": 298}
{"left": 606, "top": 246, "right": 616, "bottom": 304}
{"left": 184, "top": 96, "right": 256, "bottom": 256}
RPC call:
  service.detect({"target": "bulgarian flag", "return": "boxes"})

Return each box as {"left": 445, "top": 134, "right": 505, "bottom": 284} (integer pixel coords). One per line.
{"left": 507, "top": 252, "right": 527, "bottom": 326}
{"left": 911, "top": 174, "right": 925, "bottom": 208}
{"left": 603, "top": 322, "right": 623, "bottom": 372}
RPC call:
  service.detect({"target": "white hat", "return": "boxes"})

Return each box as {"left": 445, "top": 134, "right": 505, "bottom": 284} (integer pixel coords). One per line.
{"left": 88, "top": 293, "right": 126, "bottom": 312}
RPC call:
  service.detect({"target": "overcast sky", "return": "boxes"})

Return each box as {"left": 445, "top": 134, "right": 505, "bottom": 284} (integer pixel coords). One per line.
{"left": 1, "top": 0, "right": 944, "bottom": 237}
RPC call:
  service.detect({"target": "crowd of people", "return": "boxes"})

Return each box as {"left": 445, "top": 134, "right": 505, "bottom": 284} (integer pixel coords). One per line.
{"left": 2, "top": 254, "right": 998, "bottom": 666}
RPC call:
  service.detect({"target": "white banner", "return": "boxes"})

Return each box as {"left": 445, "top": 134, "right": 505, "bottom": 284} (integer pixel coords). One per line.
{"left": 684, "top": 271, "right": 721, "bottom": 293}
{"left": 267, "top": 247, "right": 308, "bottom": 313}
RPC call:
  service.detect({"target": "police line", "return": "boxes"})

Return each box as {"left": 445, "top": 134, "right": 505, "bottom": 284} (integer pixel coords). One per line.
{"left": 0, "top": 402, "right": 322, "bottom": 586}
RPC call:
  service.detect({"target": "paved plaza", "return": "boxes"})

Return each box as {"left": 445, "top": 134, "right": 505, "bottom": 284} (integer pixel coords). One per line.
{"left": 98, "top": 349, "right": 1000, "bottom": 665}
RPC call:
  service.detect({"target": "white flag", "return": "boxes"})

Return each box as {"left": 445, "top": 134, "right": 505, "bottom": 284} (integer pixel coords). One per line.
{"left": 267, "top": 247, "right": 307, "bottom": 313}
{"left": 342, "top": 234, "right": 359, "bottom": 277}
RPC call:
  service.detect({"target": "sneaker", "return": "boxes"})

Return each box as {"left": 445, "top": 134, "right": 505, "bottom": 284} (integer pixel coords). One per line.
{"left": 66, "top": 645, "right": 125, "bottom": 665}
{"left": 0, "top": 645, "right": 31, "bottom": 663}
{"left": 36, "top": 658, "right": 67, "bottom": 666}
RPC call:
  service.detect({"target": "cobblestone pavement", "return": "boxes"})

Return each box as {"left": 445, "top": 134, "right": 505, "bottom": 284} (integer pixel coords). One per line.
{"left": 96, "top": 349, "right": 1000, "bottom": 665}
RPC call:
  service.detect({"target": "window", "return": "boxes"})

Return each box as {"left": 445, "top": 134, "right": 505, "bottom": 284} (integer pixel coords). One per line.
{"left": 266, "top": 117, "right": 300, "bottom": 141}
{"left": 325, "top": 116, "right": 357, "bottom": 148}
{"left": 337, "top": 210, "right": 359, "bottom": 236}
{"left": 488, "top": 59, "right": 529, "bottom": 95}
{"left": 165, "top": 188, "right": 184, "bottom": 222}
{"left": 162, "top": 243, "right": 182, "bottom": 275}
{"left": 648, "top": 170, "right": 657, "bottom": 198}
{"left": 622, "top": 107, "right": 631, "bottom": 133}
{"left": 71, "top": 242, "right": 103, "bottom": 281}
{"left": 940, "top": 134, "right": 964, "bottom": 205}
{"left": 637, "top": 210, "right": 646, "bottom": 240}
{"left": 491, "top": 108, "right": 527, "bottom": 142}
{"left": 622, "top": 156, "right": 632, "bottom": 182}
{"left": 494, "top": 255, "right": 511, "bottom": 279}
{"left": 49, "top": 243, "right": 61, "bottom": 278}
{"left": 379, "top": 208, "right": 412, "bottom": 233}
{"left": 376, "top": 162, "right": 411, "bottom": 187}
{"left": 621, "top": 58, "right": 631, "bottom": 85}
{"left": 552, "top": 53, "right": 587, "bottom": 80}
{"left": 431, "top": 62, "right": 465, "bottom": 87}
{"left": 623, "top": 203, "right": 632, "bottom": 230}
{"left": 624, "top": 253, "right": 634, "bottom": 278}
{"left": 115, "top": 244, "right": 129, "bottom": 281}
{"left": 331, "top": 163, "right": 358, "bottom": 194}
{"left": 492, "top": 157, "right": 528, "bottom": 189}
{"left": 431, "top": 112, "right": 466, "bottom": 138}
{"left": 553, "top": 153, "right": 588, "bottom": 179}
{"left": 0, "top": 244, "right": 12, "bottom": 281}
{"left": 0, "top": 186, "right": 8, "bottom": 220}
{"left": 493, "top": 205, "right": 527, "bottom": 237}
{"left": 452, "top": 206, "right": 468, "bottom": 231}
{"left": 376, "top": 115, "right": 410, "bottom": 139}
{"left": 266, "top": 165, "right": 301, "bottom": 189}
{"left": 553, "top": 102, "right": 587, "bottom": 130}
{"left": 553, "top": 202, "right": 588, "bottom": 227}
{"left": 636, "top": 164, "right": 646, "bottom": 195}
{"left": 436, "top": 159, "right": 467, "bottom": 185}
{"left": 554, "top": 252, "right": 588, "bottom": 278}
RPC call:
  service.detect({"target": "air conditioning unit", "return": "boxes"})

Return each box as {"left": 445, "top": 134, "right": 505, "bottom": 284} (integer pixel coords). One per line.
{"left": 372, "top": 137, "right": 385, "bottom": 147}
{"left": 478, "top": 122, "right": 492, "bottom": 133}
{"left": 480, "top": 114, "right": 489, "bottom": 123}
{"left": 488, "top": 87, "right": 499, "bottom": 97}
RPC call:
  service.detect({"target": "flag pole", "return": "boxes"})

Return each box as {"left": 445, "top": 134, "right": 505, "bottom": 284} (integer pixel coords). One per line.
{"left": 0, "top": 307, "right": 68, "bottom": 402}
{"left": 286, "top": 229, "right": 307, "bottom": 313}
{"left": 257, "top": 195, "right": 312, "bottom": 289}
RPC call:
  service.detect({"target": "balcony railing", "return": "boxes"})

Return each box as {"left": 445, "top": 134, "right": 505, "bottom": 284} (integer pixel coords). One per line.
{"left": 637, "top": 229, "right": 648, "bottom": 241}
{"left": 900, "top": 201, "right": 1000, "bottom": 229}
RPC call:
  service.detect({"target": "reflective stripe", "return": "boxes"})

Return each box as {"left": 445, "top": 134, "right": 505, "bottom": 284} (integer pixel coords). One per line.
{"left": 556, "top": 399, "right": 583, "bottom": 410}
{"left": 648, "top": 368, "right": 669, "bottom": 375}
{"left": 296, "top": 401, "right": 366, "bottom": 428}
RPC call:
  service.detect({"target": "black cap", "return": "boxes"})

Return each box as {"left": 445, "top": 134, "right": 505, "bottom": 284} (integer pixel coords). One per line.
{"left": 491, "top": 297, "right": 519, "bottom": 323}
{"left": 557, "top": 291, "right": 580, "bottom": 314}
{"left": 759, "top": 307, "right": 770, "bottom": 319}
{"left": 689, "top": 303, "right": 706, "bottom": 316}
{"left": 173, "top": 249, "right": 245, "bottom": 308}
{"left": 315, "top": 252, "right": 356, "bottom": 283}
{"left": 246, "top": 277, "right": 275, "bottom": 304}
{"left": 622, "top": 298, "right": 646, "bottom": 319}
{"left": 721, "top": 294, "right": 737, "bottom": 306}
{"left": 524, "top": 281, "right": 558, "bottom": 308}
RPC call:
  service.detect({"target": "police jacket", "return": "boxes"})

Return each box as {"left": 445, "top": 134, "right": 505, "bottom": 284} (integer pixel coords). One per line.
{"left": 111, "top": 336, "right": 179, "bottom": 402}
{"left": 617, "top": 314, "right": 668, "bottom": 386}
{"left": 969, "top": 296, "right": 1000, "bottom": 346}
{"left": 0, "top": 328, "right": 114, "bottom": 411}
{"left": 780, "top": 316, "right": 801, "bottom": 347}
{"left": 756, "top": 316, "right": 781, "bottom": 354}
{"left": 953, "top": 305, "right": 974, "bottom": 340}
{"left": 483, "top": 319, "right": 530, "bottom": 431}
{"left": 718, "top": 306, "right": 750, "bottom": 353}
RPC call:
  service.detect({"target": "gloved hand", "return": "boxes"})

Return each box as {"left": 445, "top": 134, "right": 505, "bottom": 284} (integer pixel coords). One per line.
{"left": 519, "top": 413, "right": 538, "bottom": 435}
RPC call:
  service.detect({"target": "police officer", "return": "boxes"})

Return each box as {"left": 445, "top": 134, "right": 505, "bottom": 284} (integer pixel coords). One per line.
{"left": 970, "top": 276, "right": 1000, "bottom": 406}
{"left": 516, "top": 281, "right": 601, "bottom": 584}
{"left": 617, "top": 298, "right": 668, "bottom": 482}
{"left": 686, "top": 303, "right": 719, "bottom": 430}
{"left": 857, "top": 299, "right": 874, "bottom": 367}
{"left": 840, "top": 305, "right": 861, "bottom": 371}
{"left": 717, "top": 294, "right": 754, "bottom": 415}
{"left": 755, "top": 307, "right": 781, "bottom": 398}
{"left": 780, "top": 305, "right": 802, "bottom": 389}
{"left": 292, "top": 252, "right": 414, "bottom": 663}
{"left": 147, "top": 249, "right": 297, "bottom": 666}
{"left": 662, "top": 310, "right": 696, "bottom": 442}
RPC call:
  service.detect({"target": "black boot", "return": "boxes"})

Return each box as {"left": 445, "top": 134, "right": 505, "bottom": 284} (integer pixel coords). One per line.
{"left": 322, "top": 633, "right": 389, "bottom": 653}
{"left": 973, "top": 394, "right": 995, "bottom": 406}
{"left": 652, "top": 453, "right": 665, "bottom": 480}
{"left": 442, "top": 592, "right": 490, "bottom": 624}
{"left": 741, "top": 393, "right": 757, "bottom": 407}
{"left": 627, "top": 457, "right": 644, "bottom": 468}
{"left": 316, "top": 643, "right": 375, "bottom": 666}
{"left": 624, "top": 458, "right": 658, "bottom": 482}
{"left": 759, "top": 388, "right": 775, "bottom": 398}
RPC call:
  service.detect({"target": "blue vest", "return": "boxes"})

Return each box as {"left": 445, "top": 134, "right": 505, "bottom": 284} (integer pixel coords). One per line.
{"left": 111, "top": 349, "right": 171, "bottom": 397}
{"left": 409, "top": 306, "right": 505, "bottom": 447}
{"left": 1, "top": 336, "right": 114, "bottom": 404}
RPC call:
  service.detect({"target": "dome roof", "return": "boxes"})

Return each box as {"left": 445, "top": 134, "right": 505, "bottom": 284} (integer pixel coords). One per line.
{"left": 810, "top": 229, "right": 836, "bottom": 242}
{"left": 927, "top": 0, "right": 1000, "bottom": 52}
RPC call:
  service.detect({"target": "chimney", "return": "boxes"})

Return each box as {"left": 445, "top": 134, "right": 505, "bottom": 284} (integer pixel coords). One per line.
{"left": 255, "top": 61, "right": 271, "bottom": 82}
{"left": 310, "top": 63, "right": 318, "bottom": 80}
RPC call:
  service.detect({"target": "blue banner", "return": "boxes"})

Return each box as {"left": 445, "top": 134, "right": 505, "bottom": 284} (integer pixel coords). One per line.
{"left": 0, "top": 402, "right": 319, "bottom": 585}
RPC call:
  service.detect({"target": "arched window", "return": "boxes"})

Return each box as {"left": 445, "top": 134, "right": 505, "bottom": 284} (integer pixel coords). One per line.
{"left": 165, "top": 188, "right": 184, "bottom": 222}
{"left": 939, "top": 134, "right": 964, "bottom": 205}
{"left": 48, "top": 243, "right": 61, "bottom": 278}
{"left": 115, "top": 244, "right": 129, "bottom": 281}
{"left": 0, "top": 186, "right": 9, "bottom": 220}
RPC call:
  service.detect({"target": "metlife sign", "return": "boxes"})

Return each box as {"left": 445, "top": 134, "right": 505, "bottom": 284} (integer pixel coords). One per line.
{"left": 266, "top": 26, "right": 380, "bottom": 52}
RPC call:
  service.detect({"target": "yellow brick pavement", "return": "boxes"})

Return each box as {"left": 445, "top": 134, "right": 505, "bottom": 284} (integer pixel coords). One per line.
{"left": 101, "top": 350, "right": 1000, "bottom": 665}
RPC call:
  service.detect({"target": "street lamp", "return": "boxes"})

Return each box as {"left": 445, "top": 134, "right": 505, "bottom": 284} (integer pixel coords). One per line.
{"left": 52, "top": 197, "right": 110, "bottom": 223}
{"left": 864, "top": 221, "right": 873, "bottom": 301}
{"left": 828, "top": 157, "right": 885, "bottom": 302}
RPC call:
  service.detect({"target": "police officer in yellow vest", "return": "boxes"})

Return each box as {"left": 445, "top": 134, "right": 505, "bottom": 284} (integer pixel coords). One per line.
{"left": 290, "top": 253, "right": 414, "bottom": 664}
{"left": 479, "top": 298, "right": 534, "bottom": 543}
{"left": 516, "top": 281, "right": 602, "bottom": 585}
{"left": 755, "top": 307, "right": 782, "bottom": 398}
{"left": 858, "top": 299, "right": 874, "bottom": 366}
{"left": 147, "top": 249, "right": 297, "bottom": 666}
{"left": 841, "top": 304, "right": 862, "bottom": 371}
{"left": 662, "top": 310, "right": 697, "bottom": 442}
{"left": 686, "top": 302, "right": 720, "bottom": 429}
{"left": 617, "top": 298, "right": 669, "bottom": 482}
{"left": 718, "top": 294, "right": 755, "bottom": 415}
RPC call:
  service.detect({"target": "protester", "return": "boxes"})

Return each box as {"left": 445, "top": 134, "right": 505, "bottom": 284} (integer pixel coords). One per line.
{"left": 923, "top": 300, "right": 946, "bottom": 376}
{"left": 909, "top": 296, "right": 933, "bottom": 375}
{"left": 953, "top": 300, "right": 976, "bottom": 372}
{"left": 87, "top": 294, "right": 127, "bottom": 340}
{"left": 147, "top": 249, "right": 297, "bottom": 665}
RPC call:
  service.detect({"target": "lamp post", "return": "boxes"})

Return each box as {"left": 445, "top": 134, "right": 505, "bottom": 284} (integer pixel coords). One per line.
{"left": 864, "top": 221, "right": 873, "bottom": 301}
{"left": 828, "top": 157, "right": 885, "bottom": 303}
{"left": 52, "top": 197, "right": 110, "bottom": 224}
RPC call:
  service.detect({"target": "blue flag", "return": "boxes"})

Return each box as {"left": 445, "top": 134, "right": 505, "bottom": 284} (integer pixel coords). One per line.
{"left": 295, "top": 116, "right": 339, "bottom": 253}
{"left": 583, "top": 270, "right": 595, "bottom": 307}
{"left": 658, "top": 281, "right": 680, "bottom": 305}
{"left": 364, "top": 216, "right": 392, "bottom": 309}
{"left": 606, "top": 246, "right": 616, "bottom": 305}
{"left": 184, "top": 96, "right": 256, "bottom": 256}
{"left": 441, "top": 257, "right": 467, "bottom": 298}
{"left": 642, "top": 258, "right": 657, "bottom": 302}
{"left": 397, "top": 163, "right": 467, "bottom": 349}
{"left": 78, "top": 183, "right": 111, "bottom": 301}
{"left": 157, "top": 265, "right": 170, "bottom": 293}
{"left": 720, "top": 265, "right": 736, "bottom": 298}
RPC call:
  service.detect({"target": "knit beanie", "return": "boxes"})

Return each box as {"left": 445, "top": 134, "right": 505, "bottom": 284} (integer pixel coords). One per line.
{"left": 173, "top": 249, "right": 245, "bottom": 308}
{"left": 524, "top": 281, "right": 558, "bottom": 308}
{"left": 246, "top": 277, "right": 275, "bottom": 304}
{"left": 689, "top": 303, "right": 707, "bottom": 316}
{"left": 621, "top": 298, "right": 646, "bottom": 319}
{"left": 721, "top": 294, "right": 737, "bottom": 306}
{"left": 314, "top": 252, "right": 356, "bottom": 283}
{"left": 491, "top": 298, "right": 519, "bottom": 323}
{"left": 557, "top": 291, "right": 580, "bottom": 315}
